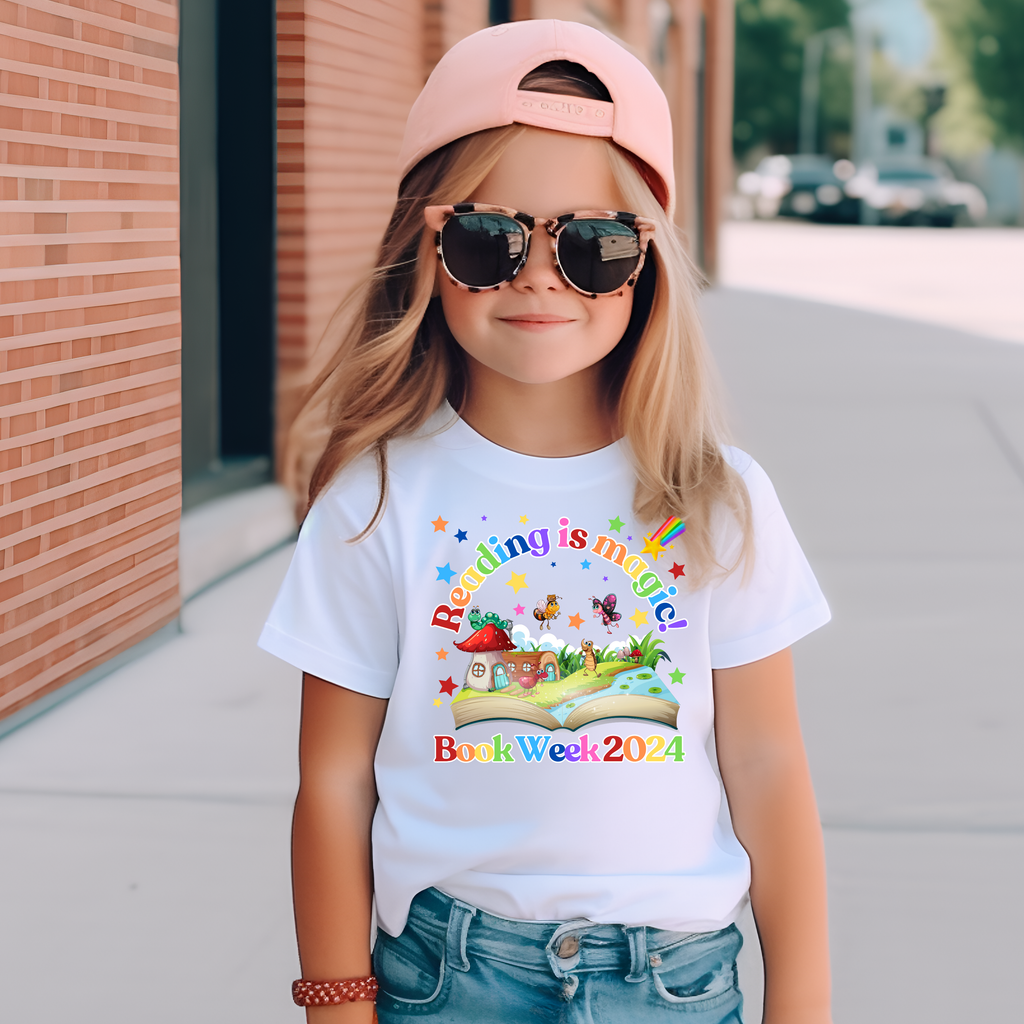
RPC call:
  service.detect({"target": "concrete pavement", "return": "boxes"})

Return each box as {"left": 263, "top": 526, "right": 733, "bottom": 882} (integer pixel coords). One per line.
{"left": 703, "top": 288, "right": 1024, "bottom": 1023}
{"left": 0, "top": 546, "right": 302, "bottom": 1023}
{"left": 2, "top": 281, "right": 1023, "bottom": 1023}
{"left": 719, "top": 220, "right": 1024, "bottom": 346}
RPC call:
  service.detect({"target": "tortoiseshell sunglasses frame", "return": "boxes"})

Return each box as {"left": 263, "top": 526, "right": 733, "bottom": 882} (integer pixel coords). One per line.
{"left": 424, "top": 203, "right": 656, "bottom": 298}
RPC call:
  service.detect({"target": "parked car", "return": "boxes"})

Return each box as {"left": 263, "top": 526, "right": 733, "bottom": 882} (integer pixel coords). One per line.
{"left": 737, "top": 155, "right": 861, "bottom": 223}
{"left": 844, "top": 157, "right": 987, "bottom": 226}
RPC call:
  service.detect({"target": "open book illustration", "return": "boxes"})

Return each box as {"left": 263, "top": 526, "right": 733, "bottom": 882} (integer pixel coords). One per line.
{"left": 449, "top": 624, "right": 681, "bottom": 732}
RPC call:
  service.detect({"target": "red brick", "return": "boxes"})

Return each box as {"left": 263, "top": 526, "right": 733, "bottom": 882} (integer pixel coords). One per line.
{"left": 1, "top": 510, "right": 24, "bottom": 538}
{"left": 45, "top": 405, "right": 70, "bottom": 427}
{"left": 13, "top": 536, "right": 42, "bottom": 565}
{"left": 10, "top": 412, "right": 39, "bottom": 437}
{"left": 29, "top": 438, "right": 54, "bottom": 463}
{"left": 0, "top": 447, "right": 24, "bottom": 472}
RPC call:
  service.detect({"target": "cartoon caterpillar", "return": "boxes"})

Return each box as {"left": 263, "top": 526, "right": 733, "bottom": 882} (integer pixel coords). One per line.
{"left": 467, "top": 606, "right": 512, "bottom": 631}
{"left": 533, "top": 594, "right": 561, "bottom": 631}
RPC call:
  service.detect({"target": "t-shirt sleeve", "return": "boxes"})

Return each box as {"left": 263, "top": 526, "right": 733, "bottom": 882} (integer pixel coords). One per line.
{"left": 707, "top": 449, "right": 831, "bottom": 669}
{"left": 257, "top": 459, "right": 400, "bottom": 698}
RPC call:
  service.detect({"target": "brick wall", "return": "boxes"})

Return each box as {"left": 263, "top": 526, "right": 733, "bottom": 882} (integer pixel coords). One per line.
{"left": 0, "top": 0, "right": 180, "bottom": 721}
{"left": 275, "top": 0, "right": 487, "bottom": 468}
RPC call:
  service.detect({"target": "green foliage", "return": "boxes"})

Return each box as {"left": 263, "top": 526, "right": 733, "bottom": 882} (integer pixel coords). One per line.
{"left": 537, "top": 641, "right": 621, "bottom": 676}
{"left": 527, "top": 635, "right": 669, "bottom": 676}
{"left": 623, "top": 631, "right": 672, "bottom": 670}
{"left": 734, "top": 0, "right": 852, "bottom": 160}
{"left": 926, "top": 0, "right": 1024, "bottom": 147}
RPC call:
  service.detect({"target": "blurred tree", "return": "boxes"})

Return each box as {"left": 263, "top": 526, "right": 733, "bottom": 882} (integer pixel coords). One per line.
{"left": 926, "top": 0, "right": 1024, "bottom": 147}
{"left": 733, "top": 0, "right": 852, "bottom": 162}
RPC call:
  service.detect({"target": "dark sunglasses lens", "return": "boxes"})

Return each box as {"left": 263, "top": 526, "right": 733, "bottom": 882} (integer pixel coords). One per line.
{"left": 441, "top": 214, "right": 525, "bottom": 288}
{"left": 558, "top": 220, "right": 641, "bottom": 293}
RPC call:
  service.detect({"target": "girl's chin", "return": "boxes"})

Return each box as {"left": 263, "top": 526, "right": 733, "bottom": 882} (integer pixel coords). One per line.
{"left": 484, "top": 361, "right": 602, "bottom": 387}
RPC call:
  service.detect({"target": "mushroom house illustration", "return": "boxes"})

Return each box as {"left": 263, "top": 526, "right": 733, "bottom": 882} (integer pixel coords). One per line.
{"left": 454, "top": 623, "right": 561, "bottom": 692}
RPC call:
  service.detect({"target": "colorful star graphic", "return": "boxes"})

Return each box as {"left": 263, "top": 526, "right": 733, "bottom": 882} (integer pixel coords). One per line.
{"left": 455, "top": 529, "right": 468, "bottom": 543}
{"left": 641, "top": 534, "right": 665, "bottom": 561}
{"left": 435, "top": 649, "right": 448, "bottom": 661}
{"left": 568, "top": 612, "right": 585, "bottom": 629}
{"left": 580, "top": 559, "right": 591, "bottom": 570}
{"left": 506, "top": 570, "right": 528, "bottom": 595}
{"left": 602, "top": 576, "right": 608, "bottom": 581}
{"left": 629, "top": 607, "right": 649, "bottom": 629}
{"left": 438, "top": 676, "right": 458, "bottom": 696}
{"left": 436, "top": 563, "right": 457, "bottom": 583}
{"left": 627, "top": 535, "right": 632, "bottom": 541}
{"left": 431, "top": 515, "right": 448, "bottom": 532}
{"left": 433, "top": 698, "right": 442, "bottom": 707}
{"left": 481, "top": 515, "right": 487, "bottom": 521}
{"left": 519, "top": 514, "right": 529, "bottom": 524}
{"left": 669, "top": 562, "right": 686, "bottom": 579}
{"left": 513, "top": 603, "right": 525, "bottom": 616}
{"left": 550, "top": 561, "right": 556, "bottom": 567}
{"left": 608, "top": 515, "right": 625, "bottom": 533}
{"left": 669, "top": 668, "right": 686, "bottom": 685}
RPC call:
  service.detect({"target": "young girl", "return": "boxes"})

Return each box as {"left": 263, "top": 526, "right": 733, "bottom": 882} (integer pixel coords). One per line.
{"left": 260, "top": 20, "right": 833, "bottom": 1024}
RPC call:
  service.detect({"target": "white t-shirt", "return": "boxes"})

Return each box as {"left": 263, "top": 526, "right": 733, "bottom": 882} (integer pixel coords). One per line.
{"left": 259, "top": 408, "right": 830, "bottom": 937}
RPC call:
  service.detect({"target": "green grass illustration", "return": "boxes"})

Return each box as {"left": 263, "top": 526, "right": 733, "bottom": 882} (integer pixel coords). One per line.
{"left": 451, "top": 660, "right": 634, "bottom": 709}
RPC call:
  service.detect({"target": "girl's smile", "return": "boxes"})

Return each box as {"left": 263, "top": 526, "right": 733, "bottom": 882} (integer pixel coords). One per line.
{"left": 496, "top": 312, "right": 577, "bottom": 331}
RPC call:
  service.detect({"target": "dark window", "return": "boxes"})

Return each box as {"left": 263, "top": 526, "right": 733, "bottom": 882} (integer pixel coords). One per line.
{"left": 179, "top": 0, "right": 276, "bottom": 511}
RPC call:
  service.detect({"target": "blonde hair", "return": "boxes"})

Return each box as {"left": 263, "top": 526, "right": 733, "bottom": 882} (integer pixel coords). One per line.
{"left": 288, "top": 127, "right": 752, "bottom": 584}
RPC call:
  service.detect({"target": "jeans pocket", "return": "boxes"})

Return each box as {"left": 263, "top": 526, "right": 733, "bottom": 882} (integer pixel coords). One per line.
{"left": 373, "top": 928, "right": 451, "bottom": 1012}
{"left": 651, "top": 961, "right": 737, "bottom": 1005}
{"left": 649, "top": 925, "right": 743, "bottom": 1009}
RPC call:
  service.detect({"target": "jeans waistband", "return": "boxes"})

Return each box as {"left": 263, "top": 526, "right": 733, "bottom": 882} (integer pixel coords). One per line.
{"left": 409, "top": 887, "right": 705, "bottom": 982}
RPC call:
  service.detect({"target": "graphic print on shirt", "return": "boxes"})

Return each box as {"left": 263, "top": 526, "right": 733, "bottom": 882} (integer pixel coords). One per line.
{"left": 428, "top": 513, "right": 689, "bottom": 733}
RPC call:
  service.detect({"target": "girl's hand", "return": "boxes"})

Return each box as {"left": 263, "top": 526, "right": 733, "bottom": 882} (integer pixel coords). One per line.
{"left": 713, "top": 648, "right": 834, "bottom": 1024}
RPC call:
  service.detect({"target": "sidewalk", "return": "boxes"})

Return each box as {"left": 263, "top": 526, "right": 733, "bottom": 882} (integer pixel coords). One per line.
{"left": 2, "top": 287, "right": 1023, "bottom": 1023}
{"left": 719, "top": 220, "right": 1024, "bottom": 345}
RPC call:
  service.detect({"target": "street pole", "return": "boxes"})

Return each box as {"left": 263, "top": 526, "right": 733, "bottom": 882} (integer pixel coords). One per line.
{"left": 849, "top": 0, "right": 874, "bottom": 165}
{"left": 799, "top": 28, "right": 848, "bottom": 155}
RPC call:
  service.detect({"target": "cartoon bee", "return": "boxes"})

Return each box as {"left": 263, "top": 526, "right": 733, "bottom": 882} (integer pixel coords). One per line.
{"left": 533, "top": 594, "right": 561, "bottom": 630}
{"left": 591, "top": 594, "right": 621, "bottom": 634}
{"left": 580, "top": 639, "right": 598, "bottom": 676}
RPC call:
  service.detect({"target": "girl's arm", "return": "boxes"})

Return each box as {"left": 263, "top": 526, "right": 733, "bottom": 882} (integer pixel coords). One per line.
{"left": 293, "top": 673, "right": 388, "bottom": 1023}
{"left": 712, "top": 648, "right": 833, "bottom": 1024}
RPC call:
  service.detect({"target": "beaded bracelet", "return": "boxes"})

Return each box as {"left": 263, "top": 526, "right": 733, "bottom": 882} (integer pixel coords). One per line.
{"left": 292, "top": 975, "right": 379, "bottom": 1006}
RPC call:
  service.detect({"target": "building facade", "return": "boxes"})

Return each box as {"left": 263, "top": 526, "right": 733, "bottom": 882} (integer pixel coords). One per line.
{"left": 1, "top": 0, "right": 181, "bottom": 723}
{"left": 1, "top": 0, "right": 733, "bottom": 726}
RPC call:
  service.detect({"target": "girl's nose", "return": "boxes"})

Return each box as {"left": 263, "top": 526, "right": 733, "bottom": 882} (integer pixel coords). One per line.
{"left": 512, "top": 226, "right": 565, "bottom": 292}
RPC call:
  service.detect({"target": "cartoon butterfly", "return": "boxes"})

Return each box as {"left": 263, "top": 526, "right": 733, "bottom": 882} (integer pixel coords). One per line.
{"left": 591, "top": 594, "right": 621, "bottom": 634}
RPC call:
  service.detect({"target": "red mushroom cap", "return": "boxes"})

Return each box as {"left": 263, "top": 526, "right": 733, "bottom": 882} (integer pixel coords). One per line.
{"left": 454, "top": 623, "right": 516, "bottom": 652}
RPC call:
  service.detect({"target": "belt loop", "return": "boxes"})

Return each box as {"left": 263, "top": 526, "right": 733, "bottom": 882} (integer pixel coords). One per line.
{"left": 623, "top": 925, "right": 649, "bottom": 982}
{"left": 445, "top": 899, "right": 477, "bottom": 973}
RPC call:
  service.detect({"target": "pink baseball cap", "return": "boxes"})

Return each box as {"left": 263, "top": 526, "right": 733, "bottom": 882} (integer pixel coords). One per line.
{"left": 398, "top": 19, "right": 675, "bottom": 214}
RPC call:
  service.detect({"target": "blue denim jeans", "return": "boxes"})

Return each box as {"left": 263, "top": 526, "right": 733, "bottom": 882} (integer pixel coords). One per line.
{"left": 374, "top": 888, "right": 744, "bottom": 1023}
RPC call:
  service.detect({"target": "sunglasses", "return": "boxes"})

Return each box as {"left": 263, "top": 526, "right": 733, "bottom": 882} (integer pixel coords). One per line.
{"left": 424, "top": 204, "right": 656, "bottom": 298}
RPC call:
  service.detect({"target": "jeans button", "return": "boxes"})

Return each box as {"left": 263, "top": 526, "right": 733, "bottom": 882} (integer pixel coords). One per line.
{"left": 557, "top": 935, "right": 580, "bottom": 958}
